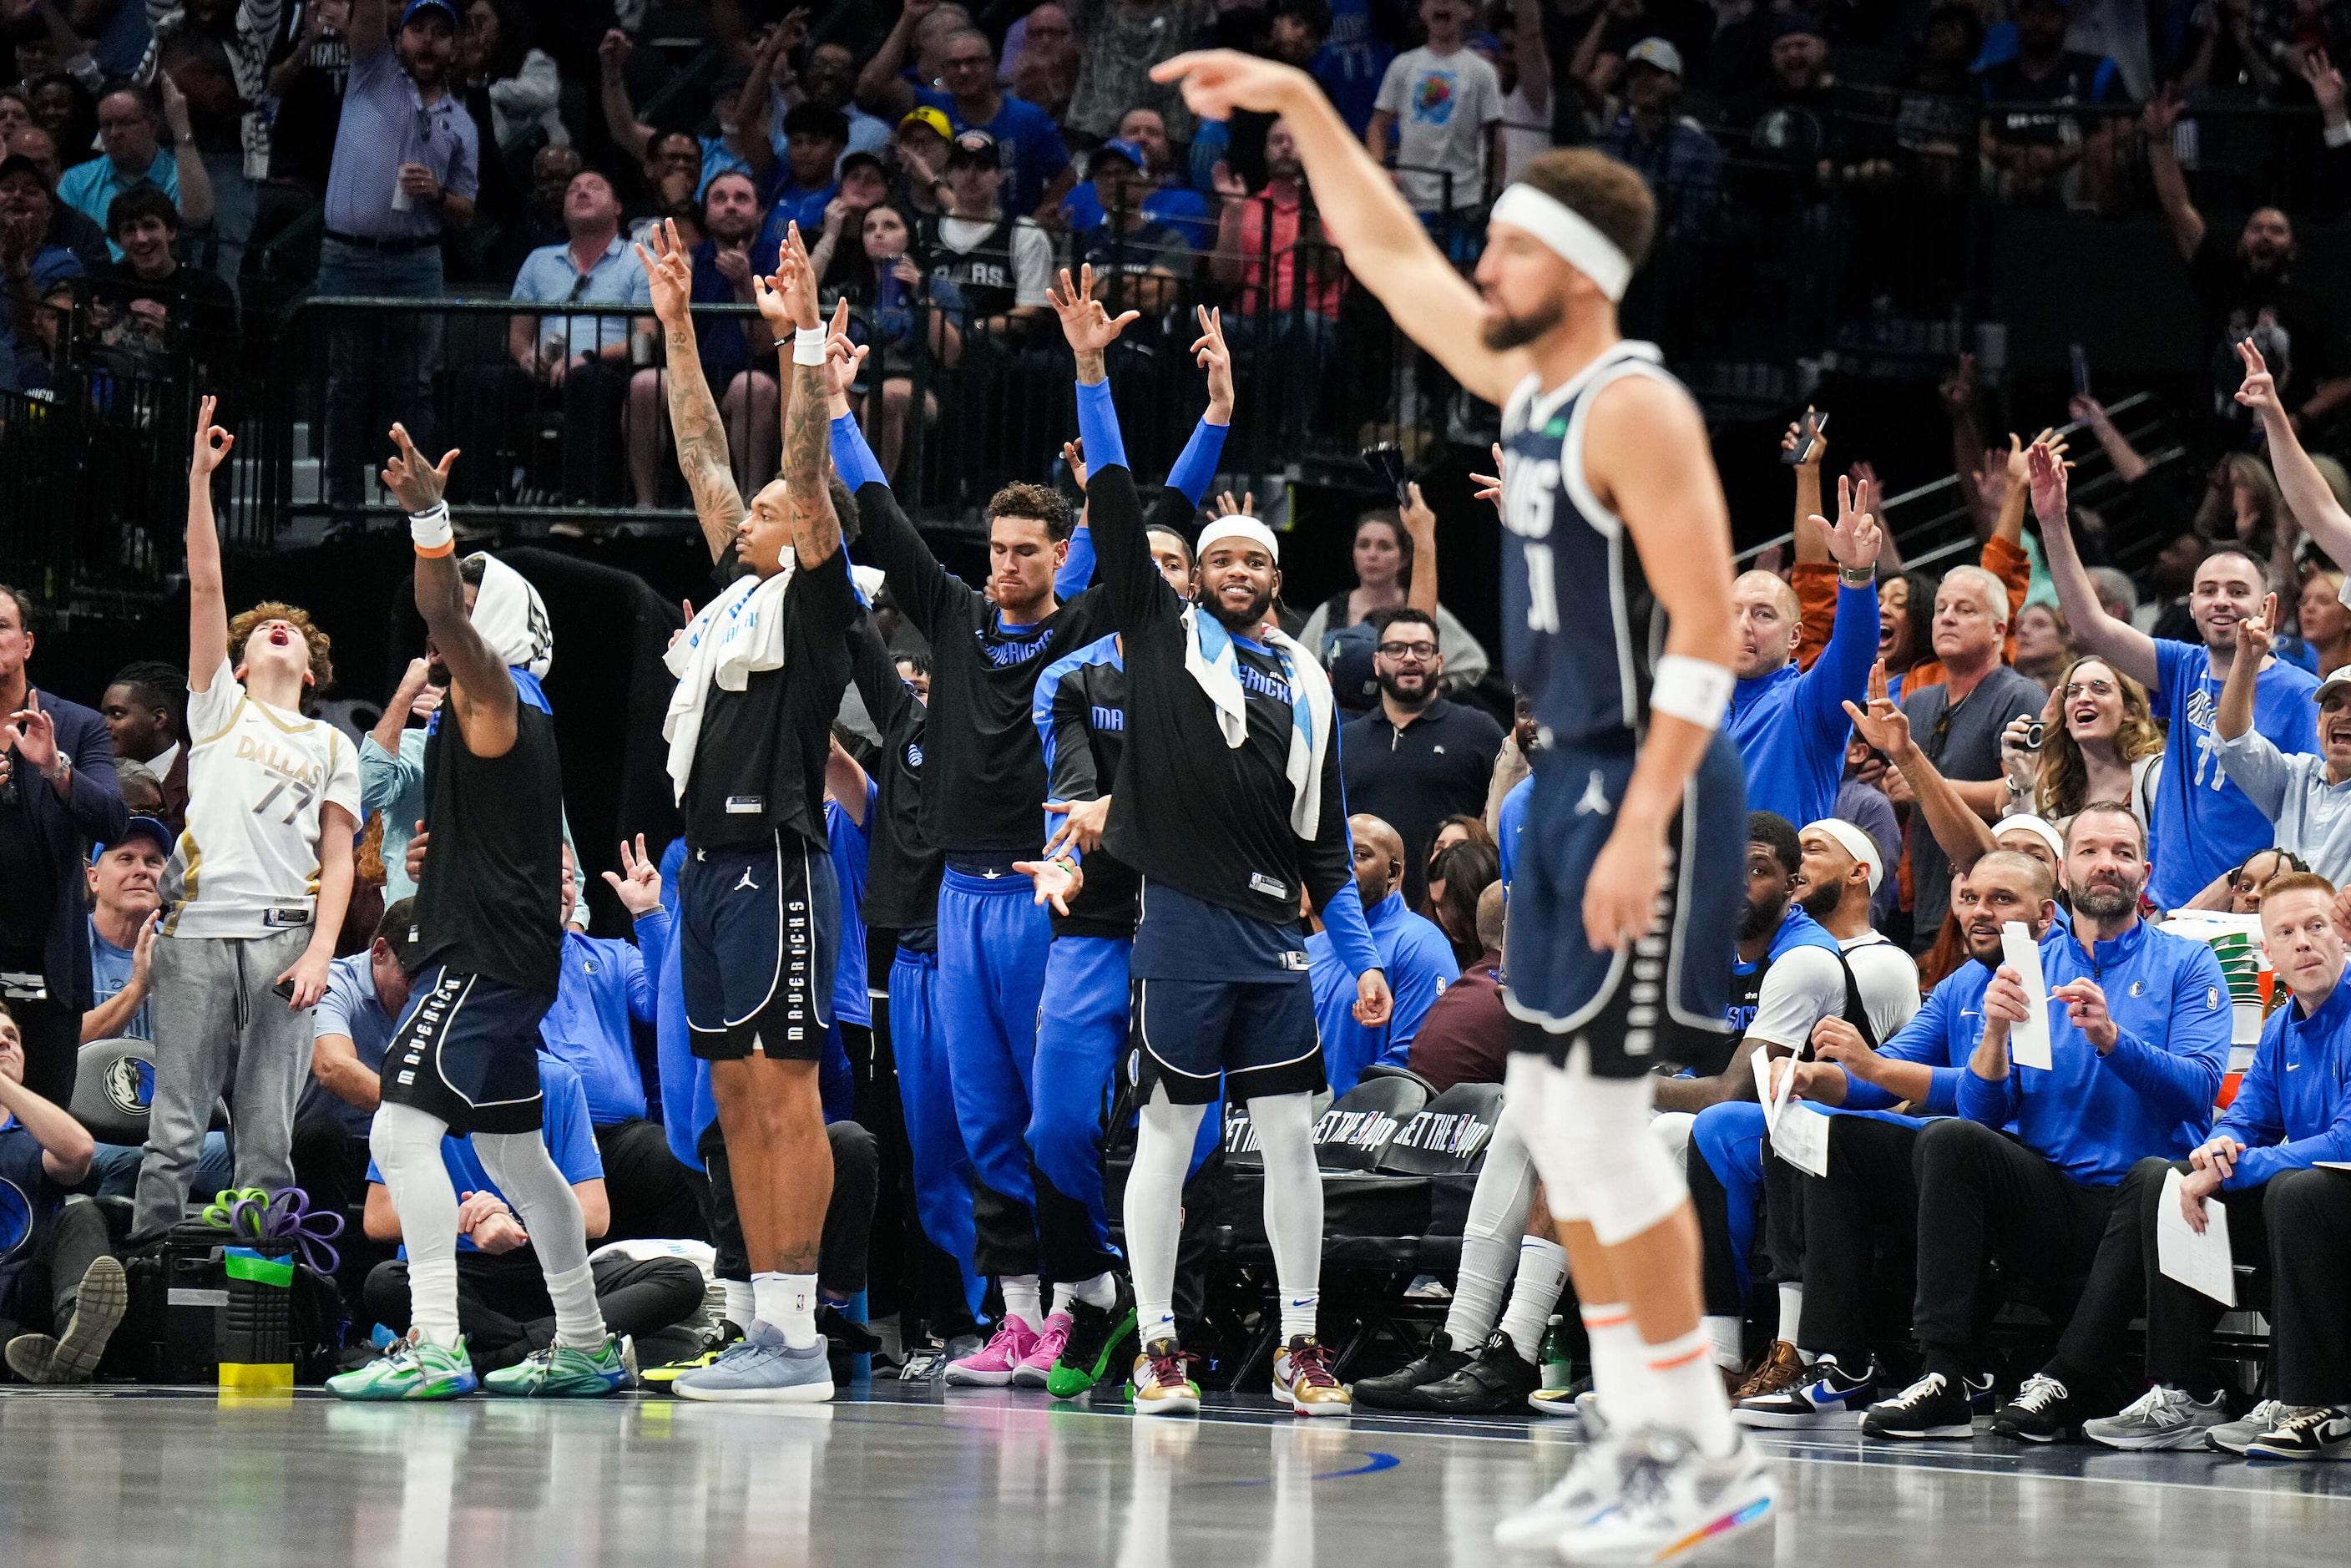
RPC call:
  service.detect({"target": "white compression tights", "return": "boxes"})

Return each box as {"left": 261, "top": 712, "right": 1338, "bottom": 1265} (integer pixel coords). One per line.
{"left": 473, "top": 1130, "right": 609, "bottom": 1349}
{"left": 1125, "top": 1088, "right": 1325, "bottom": 1346}
{"left": 369, "top": 1101, "right": 463, "bottom": 1347}
{"left": 1444, "top": 1104, "right": 1538, "bottom": 1345}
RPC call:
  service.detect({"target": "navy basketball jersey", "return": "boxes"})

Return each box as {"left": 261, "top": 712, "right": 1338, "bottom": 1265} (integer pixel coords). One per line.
{"left": 1498, "top": 341, "right": 1685, "bottom": 750}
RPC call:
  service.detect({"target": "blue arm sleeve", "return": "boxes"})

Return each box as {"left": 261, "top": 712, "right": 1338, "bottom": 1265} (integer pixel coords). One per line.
{"left": 1074, "top": 376, "right": 1128, "bottom": 474}
{"left": 2099, "top": 955, "right": 2231, "bottom": 1125}
{"left": 1163, "top": 411, "right": 1229, "bottom": 507}
{"left": 1314, "top": 886, "right": 1384, "bottom": 982}
{"left": 830, "top": 412, "right": 888, "bottom": 493}
{"left": 1802, "top": 581, "right": 1881, "bottom": 739}
{"left": 1056, "top": 523, "right": 1096, "bottom": 599}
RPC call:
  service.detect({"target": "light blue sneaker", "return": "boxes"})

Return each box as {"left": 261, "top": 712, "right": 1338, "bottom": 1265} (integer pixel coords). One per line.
{"left": 673, "top": 1323, "right": 835, "bottom": 1404}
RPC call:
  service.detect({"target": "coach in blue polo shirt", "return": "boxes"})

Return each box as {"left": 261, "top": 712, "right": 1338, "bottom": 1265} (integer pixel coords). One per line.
{"left": 1724, "top": 473, "right": 1881, "bottom": 830}
{"left": 1866, "top": 803, "right": 2229, "bottom": 1442}
{"left": 1307, "top": 816, "right": 1458, "bottom": 1098}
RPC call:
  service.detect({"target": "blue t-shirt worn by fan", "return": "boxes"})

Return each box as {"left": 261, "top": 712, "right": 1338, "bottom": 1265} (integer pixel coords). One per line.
{"left": 2147, "top": 640, "right": 2318, "bottom": 908}
{"left": 367, "top": 1055, "right": 601, "bottom": 1256}
{"left": 0, "top": 1122, "right": 68, "bottom": 1316}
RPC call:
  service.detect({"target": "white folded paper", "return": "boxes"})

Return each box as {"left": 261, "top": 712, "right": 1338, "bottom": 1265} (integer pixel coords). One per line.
{"left": 2156, "top": 1166, "right": 2236, "bottom": 1307}
{"left": 1772, "top": 1103, "right": 1832, "bottom": 1177}
{"left": 2001, "top": 921, "right": 2054, "bottom": 1070}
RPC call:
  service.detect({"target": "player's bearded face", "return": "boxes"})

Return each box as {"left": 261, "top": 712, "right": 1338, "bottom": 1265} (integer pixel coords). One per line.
{"left": 1199, "top": 548, "right": 1277, "bottom": 631}
{"left": 739, "top": 483, "right": 794, "bottom": 577}
{"left": 1480, "top": 291, "right": 1565, "bottom": 351}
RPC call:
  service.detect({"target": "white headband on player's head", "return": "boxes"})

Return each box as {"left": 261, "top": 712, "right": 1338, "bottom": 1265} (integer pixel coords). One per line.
{"left": 1803, "top": 817, "right": 1884, "bottom": 895}
{"left": 1489, "top": 183, "right": 1633, "bottom": 303}
{"left": 1195, "top": 516, "right": 1281, "bottom": 564}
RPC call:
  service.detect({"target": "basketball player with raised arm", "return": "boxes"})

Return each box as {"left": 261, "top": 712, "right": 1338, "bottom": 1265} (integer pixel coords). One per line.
{"left": 659, "top": 223, "right": 861, "bottom": 1403}
{"left": 328, "top": 426, "right": 624, "bottom": 1401}
{"left": 1154, "top": 51, "right": 1767, "bottom": 1559}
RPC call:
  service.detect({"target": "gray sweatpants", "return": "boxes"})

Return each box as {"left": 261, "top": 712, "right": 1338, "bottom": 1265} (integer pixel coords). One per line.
{"left": 133, "top": 927, "right": 316, "bottom": 1240}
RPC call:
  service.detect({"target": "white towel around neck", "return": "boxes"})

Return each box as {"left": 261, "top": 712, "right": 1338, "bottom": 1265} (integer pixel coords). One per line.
{"left": 1179, "top": 604, "right": 1335, "bottom": 841}
{"left": 661, "top": 563, "right": 796, "bottom": 802}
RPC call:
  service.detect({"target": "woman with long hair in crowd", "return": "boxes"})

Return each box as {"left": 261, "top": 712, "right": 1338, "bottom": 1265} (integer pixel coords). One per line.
{"left": 1875, "top": 569, "right": 1937, "bottom": 702}
{"left": 2292, "top": 568, "right": 2351, "bottom": 674}
{"left": 1423, "top": 838, "right": 1499, "bottom": 969}
{"left": 1297, "top": 508, "right": 1489, "bottom": 690}
{"left": 1999, "top": 652, "right": 2163, "bottom": 832}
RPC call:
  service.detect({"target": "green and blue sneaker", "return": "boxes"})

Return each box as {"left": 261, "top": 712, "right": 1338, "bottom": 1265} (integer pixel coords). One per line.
{"left": 326, "top": 1332, "right": 478, "bottom": 1401}
{"left": 483, "top": 1335, "right": 633, "bottom": 1398}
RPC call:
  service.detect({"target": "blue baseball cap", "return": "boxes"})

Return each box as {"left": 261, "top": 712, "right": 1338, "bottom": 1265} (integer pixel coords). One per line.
{"left": 401, "top": 0, "right": 459, "bottom": 28}
{"left": 91, "top": 816, "right": 174, "bottom": 863}
{"left": 1092, "top": 137, "right": 1148, "bottom": 171}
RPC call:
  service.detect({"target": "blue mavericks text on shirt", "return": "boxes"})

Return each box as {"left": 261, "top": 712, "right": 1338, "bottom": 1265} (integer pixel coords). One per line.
{"left": 1090, "top": 705, "right": 1125, "bottom": 732}
{"left": 1235, "top": 663, "right": 1294, "bottom": 704}
{"left": 982, "top": 629, "right": 1054, "bottom": 668}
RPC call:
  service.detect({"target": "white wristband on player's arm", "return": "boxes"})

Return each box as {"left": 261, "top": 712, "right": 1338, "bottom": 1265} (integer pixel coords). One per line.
{"left": 792, "top": 324, "right": 829, "bottom": 366}
{"left": 410, "top": 500, "right": 453, "bottom": 557}
{"left": 1650, "top": 655, "right": 1734, "bottom": 731}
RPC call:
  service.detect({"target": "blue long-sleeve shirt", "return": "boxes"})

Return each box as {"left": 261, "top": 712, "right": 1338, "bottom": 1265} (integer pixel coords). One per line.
{"left": 1307, "top": 891, "right": 1459, "bottom": 1097}
{"left": 538, "top": 919, "right": 664, "bottom": 1125}
{"left": 1725, "top": 580, "right": 1878, "bottom": 829}
{"left": 1840, "top": 947, "right": 2037, "bottom": 1116}
{"left": 1956, "top": 919, "right": 2231, "bottom": 1185}
{"left": 2212, "top": 970, "right": 2351, "bottom": 1189}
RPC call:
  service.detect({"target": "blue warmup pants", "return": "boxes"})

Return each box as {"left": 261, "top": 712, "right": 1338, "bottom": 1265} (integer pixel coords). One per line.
{"left": 937, "top": 868, "right": 1053, "bottom": 1278}
{"left": 1691, "top": 1099, "right": 1771, "bottom": 1318}
{"left": 890, "top": 944, "right": 984, "bottom": 1320}
{"left": 1028, "top": 935, "right": 1133, "bottom": 1284}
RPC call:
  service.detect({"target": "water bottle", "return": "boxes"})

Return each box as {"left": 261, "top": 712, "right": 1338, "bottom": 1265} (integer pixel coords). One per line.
{"left": 1538, "top": 1313, "right": 1572, "bottom": 1391}
{"left": 874, "top": 255, "right": 909, "bottom": 344}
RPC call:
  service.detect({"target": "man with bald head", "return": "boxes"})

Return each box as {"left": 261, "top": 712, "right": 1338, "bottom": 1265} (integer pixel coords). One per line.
{"left": 1726, "top": 475, "right": 1883, "bottom": 829}
{"left": 1736, "top": 849, "right": 2058, "bottom": 1428}
{"left": 1307, "top": 813, "right": 1459, "bottom": 1099}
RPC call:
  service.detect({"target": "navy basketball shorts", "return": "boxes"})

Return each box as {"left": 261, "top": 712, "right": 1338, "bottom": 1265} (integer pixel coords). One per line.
{"left": 380, "top": 964, "right": 555, "bottom": 1135}
{"left": 680, "top": 828, "right": 841, "bottom": 1062}
{"left": 1502, "top": 731, "right": 1746, "bottom": 1079}
{"left": 1130, "top": 974, "right": 1324, "bottom": 1106}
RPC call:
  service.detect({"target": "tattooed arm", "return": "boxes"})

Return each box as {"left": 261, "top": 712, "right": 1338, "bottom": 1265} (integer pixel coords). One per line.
{"left": 765, "top": 220, "right": 842, "bottom": 570}
{"left": 635, "top": 219, "right": 744, "bottom": 562}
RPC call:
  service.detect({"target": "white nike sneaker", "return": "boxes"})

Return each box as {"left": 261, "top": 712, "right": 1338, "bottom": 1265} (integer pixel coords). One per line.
{"left": 1553, "top": 1427, "right": 1775, "bottom": 1564}
{"left": 1495, "top": 1401, "right": 1621, "bottom": 1549}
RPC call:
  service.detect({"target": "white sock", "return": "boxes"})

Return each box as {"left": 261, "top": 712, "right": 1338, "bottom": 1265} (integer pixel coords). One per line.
{"left": 1125, "top": 1089, "right": 1205, "bottom": 1353}
{"left": 407, "top": 1257, "right": 462, "bottom": 1349}
{"left": 1251, "top": 1093, "right": 1324, "bottom": 1345}
{"left": 541, "top": 1262, "right": 608, "bottom": 1352}
{"left": 756, "top": 1271, "right": 819, "bottom": 1348}
{"left": 1776, "top": 1283, "right": 1813, "bottom": 1361}
{"left": 1000, "top": 1274, "right": 1043, "bottom": 1334}
{"left": 1443, "top": 1230, "right": 1517, "bottom": 1347}
{"left": 1580, "top": 1302, "right": 1645, "bottom": 1428}
{"left": 1645, "top": 1326, "right": 1742, "bottom": 1458}
{"left": 1496, "top": 1237, "right": 1567, "bottom": 1365}
{"left": 722, "top": 1279, "right": 754, "bottom": 1331}
{"left": 1704, "top": 1314, "right": 1744, "bottom": 1372}
{"left": 1069, "top": 1271, "right": 1117, "bottom": 1311}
